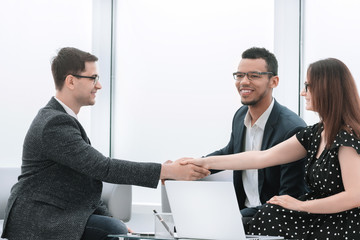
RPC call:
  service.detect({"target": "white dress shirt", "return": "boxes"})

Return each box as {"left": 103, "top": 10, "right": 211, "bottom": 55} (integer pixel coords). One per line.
{"left": 242, "top": 98, "right": 274, "bottom": 208}
{"left": 54, "top": 97, "right": 78, "bottom": 120}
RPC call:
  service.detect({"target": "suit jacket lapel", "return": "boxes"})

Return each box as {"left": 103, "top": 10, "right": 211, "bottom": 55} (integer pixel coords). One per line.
{"left": 47, "top": 97, "right": 91, "bottom": 144}
{"left": 258, "top": 100, "right": 280, "bottom": 194}
{"left": 261, "top": 100, "right": 280, "bottom": 150}
{"left": 76, "top": 120, "right": 91, "bottom": 145}
{"left": 238, "top": 122, "right": 247, "bottom": 153}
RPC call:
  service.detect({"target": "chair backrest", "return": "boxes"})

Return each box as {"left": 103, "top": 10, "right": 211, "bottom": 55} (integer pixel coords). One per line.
{"left": 101, "top": 183, "right": 132, "bottom": 222}
{"left": 0, "top": 167, "right": 132, "bottom": 222}
{"left": 0, "top": 167, "right": 21, "bottom": 219}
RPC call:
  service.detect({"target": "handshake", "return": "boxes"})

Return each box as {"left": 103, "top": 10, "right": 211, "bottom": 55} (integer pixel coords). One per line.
{"left": 160, "top": 157, "right": 210, "bottom": 181}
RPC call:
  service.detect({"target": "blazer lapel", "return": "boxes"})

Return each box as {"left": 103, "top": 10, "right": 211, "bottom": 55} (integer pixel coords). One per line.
{"left": 236, "top": 107, "right": 248, "bottom": 153}
{"left": 261, "top": 100, "right": 280, "bottom": 150}
{"left": 47, "top": 97, "right": 91, "bottom": 144}
{"left": 238, "top": 123, "right": 247, "bottom": 153}
{"left": 75, "top": 120, "right": 91, "bottom": 145}
{"left": 258, "top": 100, "right": 281, "bottom": 194}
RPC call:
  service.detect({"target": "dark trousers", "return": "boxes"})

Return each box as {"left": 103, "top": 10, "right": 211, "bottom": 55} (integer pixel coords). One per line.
{"left": 241, "top": 206, "right": 262, "bottom": 234}
{"left": 81, "top": 214, "right": 128, "bottom": 240}
{"left": 240, "top": 206, "right": 261, "bottom": 217}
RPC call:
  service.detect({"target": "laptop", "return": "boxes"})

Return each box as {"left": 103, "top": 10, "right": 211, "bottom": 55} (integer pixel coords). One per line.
{"left": 165, "top": 181, "right": 283, "bottom": 240}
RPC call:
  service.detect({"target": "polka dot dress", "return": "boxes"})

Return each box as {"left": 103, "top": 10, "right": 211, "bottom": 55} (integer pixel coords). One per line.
{"left": 248, "top": 123, "right": 360, "bottom": 239}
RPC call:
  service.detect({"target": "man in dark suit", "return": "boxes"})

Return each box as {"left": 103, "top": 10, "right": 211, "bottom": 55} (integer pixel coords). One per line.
{"left": 207, "top": 47, "right": 307, "bottom": 218}
{"left": 1, "top": 47, "right": 210, "bottom": 240}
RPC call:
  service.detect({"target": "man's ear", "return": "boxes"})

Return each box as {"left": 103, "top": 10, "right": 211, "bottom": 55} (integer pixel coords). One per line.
{"left": 270, "top": 75, "right": 279, "bottom": 88}
{"left": 64, "top": 75, "right": 76, "bottom": 90}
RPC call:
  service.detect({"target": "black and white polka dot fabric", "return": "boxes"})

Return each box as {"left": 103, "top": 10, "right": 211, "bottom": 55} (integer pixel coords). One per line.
{"left": 248, "top": 123, "right": 360, "bottom": 239}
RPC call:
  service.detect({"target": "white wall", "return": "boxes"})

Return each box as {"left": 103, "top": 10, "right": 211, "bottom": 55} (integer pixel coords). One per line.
{"left": 0, "top": 0, "right": 94, "bottom": 167}
{"left": 3, "top": 0, "right": 360, "bottom": 231}
{"left": 301, "top": 0, "right": 360, "bottom": 125}
{"left": 112, "top": 0, "right": 275, "bottom": 205}
{"left": 273, "top": 0, "right": 301, "bottom": 114}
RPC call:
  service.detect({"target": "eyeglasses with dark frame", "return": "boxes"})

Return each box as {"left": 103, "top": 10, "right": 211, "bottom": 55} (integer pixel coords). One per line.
{"left": 72, "top": 74, "right": 100, "bottom": 85}
{"left": 304, "top": 82, "right": 310, "bottom": 92}
{"left": 232, "top": 71, "right": 274, "bottom": 81}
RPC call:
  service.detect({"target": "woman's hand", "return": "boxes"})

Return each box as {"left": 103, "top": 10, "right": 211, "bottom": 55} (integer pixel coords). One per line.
{"left": 267, "top": 195, "right": 305, "bottom": 212}
{"left": 160, "top": 157, "right": 210, "bottom": 181}
{"left": 179, "top": 157, "right": 210, "bottom": 169}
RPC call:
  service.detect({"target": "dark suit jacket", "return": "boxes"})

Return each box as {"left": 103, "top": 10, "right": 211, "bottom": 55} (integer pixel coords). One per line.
{"left": 207, "top": 99, "right": 307, "bottom": 210}
{"left": 2, "top": 97, "right": 162, "bottom": 240}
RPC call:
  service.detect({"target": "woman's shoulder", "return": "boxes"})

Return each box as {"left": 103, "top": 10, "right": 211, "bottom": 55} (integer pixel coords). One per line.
{"left": 295, "top": 123, "right": 321, "bottom": 148}
{"left": 297, "top": 123, "right": 320, "bottom": 137}
{"left": 333, "top": 127, "right": 360, "bottom": 153}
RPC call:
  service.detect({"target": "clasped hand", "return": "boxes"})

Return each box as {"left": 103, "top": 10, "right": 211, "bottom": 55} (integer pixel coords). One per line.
{"left": 161, "top": 157, "right": 210, "bottom": 181}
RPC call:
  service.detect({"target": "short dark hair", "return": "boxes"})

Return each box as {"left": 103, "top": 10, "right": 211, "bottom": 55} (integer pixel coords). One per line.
{"left": 51, "top": 47, "right": 98, "bottom": 90}
{"left": 242, "top": 47, "right": 278, "bottom": 76}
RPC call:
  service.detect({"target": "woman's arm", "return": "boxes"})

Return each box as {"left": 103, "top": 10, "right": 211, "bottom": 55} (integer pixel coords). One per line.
{"left": 268, "top": 146, "right": 360, "bottom": 213}
{"left": 183, "top": 135, "right": 307, "bottom": 170}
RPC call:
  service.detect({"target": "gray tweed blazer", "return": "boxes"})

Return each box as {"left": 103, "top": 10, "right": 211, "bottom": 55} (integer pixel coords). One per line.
{"left": 2, "top": 97, "right": 161, "bottom": 240}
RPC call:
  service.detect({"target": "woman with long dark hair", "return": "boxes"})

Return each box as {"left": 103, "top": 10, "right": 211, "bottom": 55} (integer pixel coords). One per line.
{"left": 183, "top": 58, "right": 360, "bottom": 239}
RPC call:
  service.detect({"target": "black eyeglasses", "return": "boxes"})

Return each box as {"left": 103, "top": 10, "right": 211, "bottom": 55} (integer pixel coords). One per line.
{"left": 233, "top": 71, "right": 274, "bottom": 81}
{"left": 304, "top": 82, "right": 310, "bottom": 92}
{"left": 72, "top": 74, "right": 100, "bottom": 85}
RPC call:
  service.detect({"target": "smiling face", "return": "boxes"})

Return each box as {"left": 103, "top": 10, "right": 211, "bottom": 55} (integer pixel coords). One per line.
{"left": 301, "top": 80, "right": 314, "bottom": 111}
{"left": 235, "top": 58, "right": 278, "bottom": 109}
{"left": 73, "top": 61, "right": 102, "bottom": 107}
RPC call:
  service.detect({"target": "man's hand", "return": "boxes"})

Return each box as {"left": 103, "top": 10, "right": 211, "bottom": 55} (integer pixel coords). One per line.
{"left": 160, "top": 157, "right": 210, "bottom": 181}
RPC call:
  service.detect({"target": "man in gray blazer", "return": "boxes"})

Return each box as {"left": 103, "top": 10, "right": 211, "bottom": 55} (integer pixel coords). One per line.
{"left": 207, "top": 47, "right": 307, "bottom": 218}
{"left": 1, "top": 47, "right": 210, "bottom": 240}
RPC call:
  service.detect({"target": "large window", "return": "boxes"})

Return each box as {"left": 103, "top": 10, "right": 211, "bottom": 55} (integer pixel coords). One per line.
{"left": 0, "top": 0, "right": 94, "bottom": 167}
{"left": 301, "top": 0, "right": 360, "bottom": 124}
{"left": 6, "top": 0, "right": 360, "bottom": 230}
{"left": 112, "top": 0, "right": 275, "bottom": 205}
